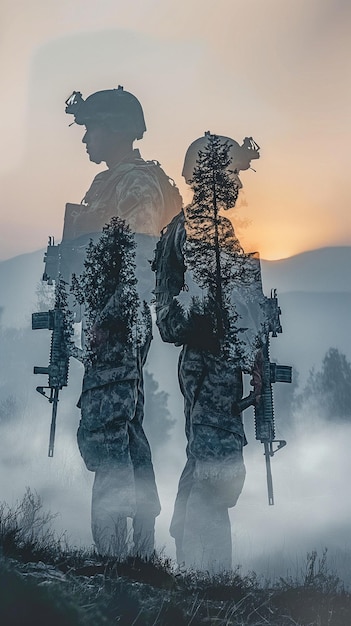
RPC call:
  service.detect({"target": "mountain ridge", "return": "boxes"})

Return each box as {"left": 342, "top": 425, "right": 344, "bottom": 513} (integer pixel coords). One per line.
{"left": 260, "top": 245, "right": 351, "bottom": 294}
{"left": 0, "top": 245, "right": 350, "bottom": 328}
{"left": 262, "top": 245, "right": 351, "bottom": 263}
{"left": 1, "top": 243, "right": 350, "bottom": 265}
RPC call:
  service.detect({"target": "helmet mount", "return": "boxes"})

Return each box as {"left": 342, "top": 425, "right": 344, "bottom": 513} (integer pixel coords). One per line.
{"left": 65, "top": 86, "right": 146, "bottom": 140}
{"left": 182, "top": 132, "right": 260, "bottom": 183}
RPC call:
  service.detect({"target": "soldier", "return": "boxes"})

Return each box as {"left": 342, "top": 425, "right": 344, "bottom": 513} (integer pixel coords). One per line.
{"left": 63, "top": 87, "right": 182, "bottom": 557}
{"left": 152, "top": 132, "right": 265, "bottom": 572}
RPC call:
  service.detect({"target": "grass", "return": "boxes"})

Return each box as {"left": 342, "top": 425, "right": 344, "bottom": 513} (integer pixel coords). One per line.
{"left": 0, "top": 489, "right": 351, "bottom": 625}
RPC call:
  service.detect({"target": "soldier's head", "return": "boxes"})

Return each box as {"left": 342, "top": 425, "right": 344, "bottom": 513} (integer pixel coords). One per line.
{"left": 182, "top": 131, "right": 260, "bottom": 195}
{"left": 65, "top": 86, "right": 146, "bottom": 166}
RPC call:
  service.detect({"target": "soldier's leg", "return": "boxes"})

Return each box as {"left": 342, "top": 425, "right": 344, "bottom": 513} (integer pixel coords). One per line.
{"left": 181, "top": 446, "right": 246, "bottom": 573}
{"left": 169, "top": 457, "right": 196, "bottom": 564}
{"left": 90, "top": 417, "right": 136, "bottom": 557}
{"left": 180, "top": 356, "right": 246, "bottom": 571}
{"left": 170, "top": 347, "right": 205, "bottom": 564}
{"left": 78, "top": 383, "right": 138, "bottom": 557}
{"left": 129, "top": 428, "right": 160, "bottom": 557}
{"left": 128, "top": 369, "right": 161, "bottom": 557}
{"left": 181, "top": 480, "right": 233, "bottom": 573}
{"left": 91, "top": 462, "right": 134, "bottom": 557}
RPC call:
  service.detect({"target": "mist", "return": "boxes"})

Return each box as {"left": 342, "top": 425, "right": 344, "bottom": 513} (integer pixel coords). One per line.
{"left": 0, "top": 243, "right": 350, "bottom": 584}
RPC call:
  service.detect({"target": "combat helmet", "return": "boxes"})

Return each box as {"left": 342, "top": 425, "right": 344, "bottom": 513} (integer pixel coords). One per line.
{"left": 182, "top": 131, "right": 260, "bottom": 183}
{"left": 65, "top": 86, "right": 146, "bottom": 140}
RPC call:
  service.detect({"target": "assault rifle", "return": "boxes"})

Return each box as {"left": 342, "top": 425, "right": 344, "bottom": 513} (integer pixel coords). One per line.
{"left": 32, "top": 278, "right": 74, "bottom": 457}
{"left": 234, "top": 289, "right": 292, "bottom": 505}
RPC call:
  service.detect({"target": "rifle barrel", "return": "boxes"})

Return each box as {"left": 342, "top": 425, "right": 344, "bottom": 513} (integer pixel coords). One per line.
{"left": 264, "top": 442, "right": 274, "bottom": 505}
{"left": 48, "top": 388, "right": 59, "bottom": 457}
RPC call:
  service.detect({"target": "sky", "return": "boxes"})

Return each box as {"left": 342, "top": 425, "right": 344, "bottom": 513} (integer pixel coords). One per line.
{"left": 1, "top": 0, "right": 351, "bottom": 260}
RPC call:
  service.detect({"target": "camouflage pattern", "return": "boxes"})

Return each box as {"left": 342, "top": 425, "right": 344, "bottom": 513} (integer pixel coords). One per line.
{"left": 78, "top": 380, "right": 139, "bottom": 473}
{"left": 62, "top": 149, "right": 169, "bottom": 241}
{"left": 79, "top": 276, "right": 152, "bottom": 384}
{"left": 153, "top": 211, "right": 266, "bottom": 362}
{"left": 168, "top": 345, "right": 246, "bottom": 571}
{"left": 78, "top": 347, "right": 161, "bottom": 556}
{"left": 178, "top": 346, "right": 247, "bottom": 484}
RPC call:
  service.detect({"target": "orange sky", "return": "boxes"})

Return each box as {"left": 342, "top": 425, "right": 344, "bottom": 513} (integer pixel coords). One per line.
{"left": 1, "top": 0, "right": 350, "bottom": 260}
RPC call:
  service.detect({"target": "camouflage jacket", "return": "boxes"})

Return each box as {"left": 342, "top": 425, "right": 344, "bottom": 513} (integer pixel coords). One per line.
{"left": 61, "top": 149, "right": 181, "bottom": 298}
{"left": 62, "top": 149, "right": 181, "bottom": 243}
{"left": 81, "top": 150, "right": 165, "bottom": 236}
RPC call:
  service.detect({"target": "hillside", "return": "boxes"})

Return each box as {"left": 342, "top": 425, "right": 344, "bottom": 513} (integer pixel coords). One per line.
{"left": 0, "top": 245, "right": 350, "bottom": 329}
{"left": 0, "top": 248, "right": 45, "bottom": 328}
{"left": 0, "top": 490, "right": 350, "bottom": 626}
{"left": 261, "top": 246, "right": 351, "bottom": 295}
{"left": 271, "top": 290, "right": 351, "bottom": 379}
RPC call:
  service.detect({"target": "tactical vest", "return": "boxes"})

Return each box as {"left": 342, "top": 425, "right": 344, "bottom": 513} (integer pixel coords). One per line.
{"left": 145, "top": 160, "right": 183, "bottom": 231}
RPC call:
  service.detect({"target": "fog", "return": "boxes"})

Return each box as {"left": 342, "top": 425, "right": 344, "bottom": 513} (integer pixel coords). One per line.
{"left": 1, "top": 303, "right": 351, "bottom": 585}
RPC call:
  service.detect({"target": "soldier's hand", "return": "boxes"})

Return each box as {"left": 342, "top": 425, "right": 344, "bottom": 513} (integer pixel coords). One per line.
{"left": 251, "top": 348, "right": 263, "bottom": 402}
{"left": 89, "top": 324, "right": 109, "bottom": 349}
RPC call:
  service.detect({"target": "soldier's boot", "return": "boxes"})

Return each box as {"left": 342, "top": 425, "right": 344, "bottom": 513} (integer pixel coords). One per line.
{"left": 91, "top": 465, "right": 135, "bottom": 558}
{"left": 169, "top": 521, "right": 186, "bottom": 565}
{"left": 182, "top": 481, "right": 232, "bottom": 573}
{"left": 132, "top": 514, "right": 156, "bottom": 559}
{"left": 174, "top": 535, "right": 185, "bottom": 566}
{"left": 92, "top": 514, "right": 128, "bottom": 557}
{"left": 169, "top": 458, "right": 195, "bottom": 567}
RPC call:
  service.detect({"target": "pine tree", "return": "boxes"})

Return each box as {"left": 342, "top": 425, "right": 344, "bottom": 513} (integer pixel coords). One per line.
{"left": 143, "top": 370, "right": 176, "bottom": 451}
{"left": 71, "top": 217, "right": 137, "bottom": 325}
{"left": 70, "top": 217, "right": 148, "bottom": 365}
{"left": 184, "top": 133, "right": 262, "bottom": 362}
{"left": 186, "top": 134, "right": 241, "bottom": 310}
{"left": 296, "top": 348, "right": 351, "bottom": 421}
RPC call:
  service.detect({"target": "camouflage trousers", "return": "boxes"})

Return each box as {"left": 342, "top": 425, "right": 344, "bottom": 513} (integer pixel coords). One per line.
{"left": 170, "top": 346, "right": 246, "bottom": 572}
{"left": 77, "top": 368, "right": 161, "bottom": 558}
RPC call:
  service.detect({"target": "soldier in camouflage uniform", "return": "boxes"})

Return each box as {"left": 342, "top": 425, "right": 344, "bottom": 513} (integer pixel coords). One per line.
{"left": 63, "top": 87, "right": 182, "bottom": 557}
{"left": 153, "top": 133, "right": 265, "bottom": 572}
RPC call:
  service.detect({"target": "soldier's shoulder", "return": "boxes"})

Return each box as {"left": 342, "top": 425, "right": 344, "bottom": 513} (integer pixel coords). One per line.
{"left": 118, "top": 160, "right": 160, "bottom": 188}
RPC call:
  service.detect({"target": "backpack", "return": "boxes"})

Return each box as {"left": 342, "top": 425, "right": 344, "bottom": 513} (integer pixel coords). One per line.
{"left": 145, "top": 160, "right": 183, "bottom": 230}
